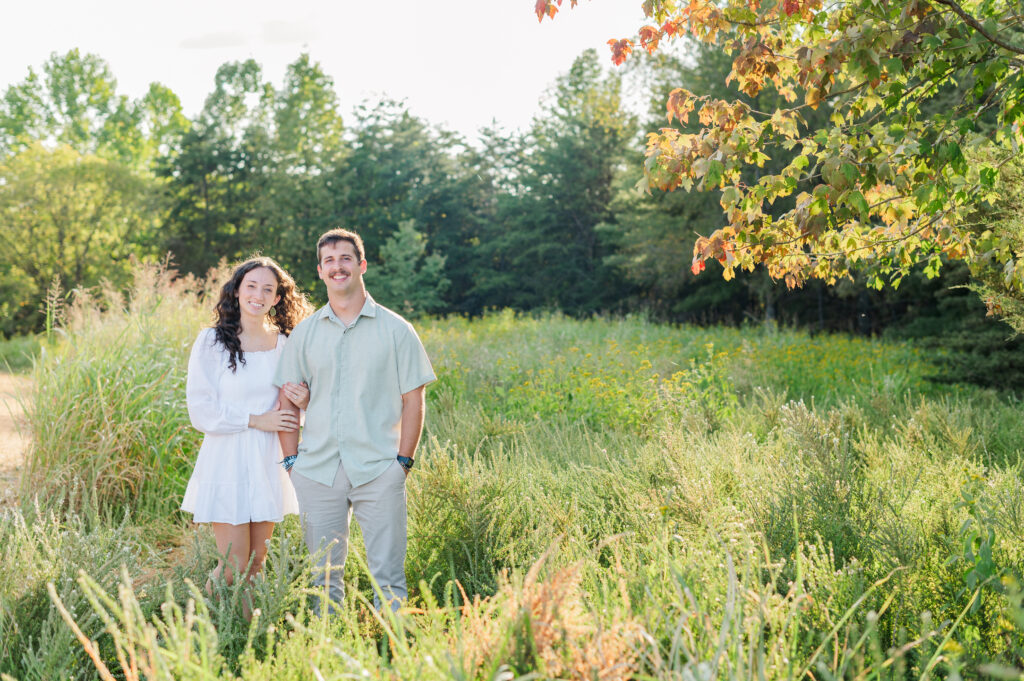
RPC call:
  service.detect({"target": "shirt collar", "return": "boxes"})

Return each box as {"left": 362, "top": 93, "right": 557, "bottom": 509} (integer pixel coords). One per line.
{"left": 317, "top": 292, "right": 378, "bottom": 325}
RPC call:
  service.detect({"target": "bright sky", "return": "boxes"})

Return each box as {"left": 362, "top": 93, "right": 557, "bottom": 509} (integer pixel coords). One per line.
{"left": 2, "top": 1, "right": 650, "bottom": 140}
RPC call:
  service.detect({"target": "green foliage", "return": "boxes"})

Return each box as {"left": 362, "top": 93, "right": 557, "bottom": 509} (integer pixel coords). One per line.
{"left": 331, "top": 99, "right": 492, "bottom": 314}
{"left": 0, "top": 49, "right": 187, "bottom": 167}
{"left": 159, "top": 56, "right": 344, "bottom": 282}
{"left": 0, "top": 335, "right": 40, "bottom": 373}
{"left": 966, "top": 154, "right": 1024, "bottom": 333}
{"left": 22, "top": 264, "right": 208, "bottom": 523}
{"left": 0, "top": 507, "right": 151, "bottom": 681}
{"left": 364, "top": 220, "right": 449, "bottom": 318}
{"left": 6, "top": 44, "right": 1018, "bottom": 386}
{"left": 0, "top": 143, "right": 159, "bottom": 335}
{"left": 472, "top": 49, "right": 637, "bottom": 314}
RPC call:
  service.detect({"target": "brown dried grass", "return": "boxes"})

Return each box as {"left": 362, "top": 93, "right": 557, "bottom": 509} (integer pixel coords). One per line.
{"left": 452, "top": 551, "right": 641, "bottom": 681}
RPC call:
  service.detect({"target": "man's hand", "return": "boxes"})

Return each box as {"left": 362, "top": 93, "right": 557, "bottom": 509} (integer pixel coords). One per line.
{"left": 281, "top": 381, "right": 310, "bottom": 410}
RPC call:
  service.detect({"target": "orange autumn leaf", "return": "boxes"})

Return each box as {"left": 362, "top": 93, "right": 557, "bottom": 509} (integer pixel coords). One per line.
{"left": 662, "top": 20, "right": 681, "bottom": 36}
{"left": 638, "top": 25, "right": 661, "bottom": 53}
{"left": 607, "top": 38, "right": 634, "bottom": 66}
{"left": 666, "top": 88, "right": 696, "bottom": 124}
{"left": 535, "top": 0, "right": 579, "bottom": 22}
{"left": 535, "top": 0, "right": 556, "bottom": 21}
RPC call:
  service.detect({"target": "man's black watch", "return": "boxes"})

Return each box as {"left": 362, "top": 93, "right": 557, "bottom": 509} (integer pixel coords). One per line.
{"left": 397, "top": 455, "right": 415, "bottom": 472}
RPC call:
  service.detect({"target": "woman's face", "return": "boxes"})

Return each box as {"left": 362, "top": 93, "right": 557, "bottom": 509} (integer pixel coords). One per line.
{"left": 236, "top": 266, "right": 281, "bottom": 320}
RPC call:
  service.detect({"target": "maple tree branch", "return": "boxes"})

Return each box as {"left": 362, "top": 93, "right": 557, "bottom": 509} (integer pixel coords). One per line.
{"left": 726, "top": 209, "right": 952, "bottom": 265}
{"left": 930, "top": 0, "right": 1024, "bottom": 55}
{"left": 710, "top": 147, "right": 1019, "bottom": 263}
{"left": 723, "top": 16, "right": 780, "bottom": 28}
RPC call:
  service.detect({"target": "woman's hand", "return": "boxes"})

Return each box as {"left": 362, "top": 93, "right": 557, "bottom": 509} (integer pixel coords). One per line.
{"left": 281, "top": 381, "right": 310, "bottom": 410}
{"left": 249, "top": 401, "right": 300, "bottom": 432}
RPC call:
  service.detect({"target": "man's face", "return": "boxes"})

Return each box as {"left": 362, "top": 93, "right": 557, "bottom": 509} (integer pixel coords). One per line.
{"left": 317, "top": 240, "right": 366, "bottom": 295}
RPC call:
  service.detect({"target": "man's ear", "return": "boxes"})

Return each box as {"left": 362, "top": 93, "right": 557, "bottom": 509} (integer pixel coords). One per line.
{"left": 360, "top": 260, "right": 367, "bottom": 274}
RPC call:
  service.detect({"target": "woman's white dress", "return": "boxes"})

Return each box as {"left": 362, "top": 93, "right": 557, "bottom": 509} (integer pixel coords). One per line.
{"left": 181, "top": 327, "right": 299, "bottom": 524}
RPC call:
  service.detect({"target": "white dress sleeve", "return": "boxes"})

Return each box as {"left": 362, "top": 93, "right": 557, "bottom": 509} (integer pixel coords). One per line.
{"left": 186, "top": 328, "right": 251, "bottom": 434}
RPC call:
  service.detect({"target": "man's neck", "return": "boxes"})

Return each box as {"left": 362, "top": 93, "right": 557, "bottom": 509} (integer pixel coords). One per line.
{"left": 328, "top": 288, "right": 367, "bottom": 325}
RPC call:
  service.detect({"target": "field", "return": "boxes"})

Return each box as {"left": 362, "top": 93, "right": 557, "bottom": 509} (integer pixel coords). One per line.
{"left": 1, "top": 265, "right": 1023, "bottom": 681}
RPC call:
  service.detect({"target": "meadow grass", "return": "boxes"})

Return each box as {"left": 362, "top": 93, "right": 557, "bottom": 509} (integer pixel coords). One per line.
{"left": 0, "top": 334, "right": 40, "bottom": 373}
{"left": 2, "top": 269, "right": 1024, "bottom": 680}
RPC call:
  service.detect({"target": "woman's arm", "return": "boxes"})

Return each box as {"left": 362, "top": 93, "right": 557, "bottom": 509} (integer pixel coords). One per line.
{"left": 186, "top": 329, "right": 251, "bottom": 435}
{"left": 187, "top": 330, "right": 298, "bottom": 434}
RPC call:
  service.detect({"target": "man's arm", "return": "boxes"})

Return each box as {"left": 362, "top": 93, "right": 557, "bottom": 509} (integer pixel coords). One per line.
{"left": 398, "top": 385, "right": 426, "bottom": 465}
{"left": 278, "top": 391, "right": 300, "bottom": 461}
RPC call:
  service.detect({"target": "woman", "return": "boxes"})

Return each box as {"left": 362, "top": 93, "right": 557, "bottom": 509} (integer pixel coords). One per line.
{"left": 182, "top": 257, "right": 312, "bottom": 603}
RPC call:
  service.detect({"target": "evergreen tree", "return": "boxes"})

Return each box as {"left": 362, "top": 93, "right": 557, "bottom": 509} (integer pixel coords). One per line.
{"left": 333, "top": 99, "right": 494, "bottom": 313}
{"left": 364, "top": 220, "right": 449, "bottom": 318}
{"left": 473, "top": 49, "right": 636, "bottom": 314}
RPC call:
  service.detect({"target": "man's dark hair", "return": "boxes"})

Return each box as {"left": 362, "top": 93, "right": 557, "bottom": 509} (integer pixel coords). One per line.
{"left": 317, "top": 229, "right": 365, "bottom": 263}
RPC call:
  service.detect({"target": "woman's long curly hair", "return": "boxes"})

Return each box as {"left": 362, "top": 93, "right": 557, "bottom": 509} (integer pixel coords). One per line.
{"left": 213, "top": 257, "right": 312, "bottom": 372}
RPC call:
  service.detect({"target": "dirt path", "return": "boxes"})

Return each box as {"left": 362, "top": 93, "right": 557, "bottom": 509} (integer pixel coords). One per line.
{"left": 0, "top": 372, "right": 31, "bottom": 508}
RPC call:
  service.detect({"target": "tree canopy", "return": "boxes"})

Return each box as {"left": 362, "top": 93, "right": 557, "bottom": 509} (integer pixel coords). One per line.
{"left": 538, "top": 0, "right": 1024, "bottom": 292}
{"left": 4, "top": 45, "right": 1023, "bottom": 386}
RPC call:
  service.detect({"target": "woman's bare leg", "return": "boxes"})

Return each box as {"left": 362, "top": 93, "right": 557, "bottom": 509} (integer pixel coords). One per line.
{"left": 247, "top": 521, "right": 275, "bottom": 580}
{"left": 209, "top": 522, "right": 252, "bottom": 592}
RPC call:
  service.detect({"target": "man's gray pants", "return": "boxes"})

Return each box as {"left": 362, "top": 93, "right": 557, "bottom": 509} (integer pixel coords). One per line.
{"left": 291, "top": 461, "right": 407, "bottom": 613}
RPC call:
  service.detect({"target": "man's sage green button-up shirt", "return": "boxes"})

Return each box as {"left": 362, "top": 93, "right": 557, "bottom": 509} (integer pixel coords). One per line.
{"left": 273, "top": 294, "right": 436, "bottom": 488}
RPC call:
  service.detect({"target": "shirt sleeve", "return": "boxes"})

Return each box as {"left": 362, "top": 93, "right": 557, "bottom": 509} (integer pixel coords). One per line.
{"left": 186, "top": 328, "right": 251, "bottom": 434}
{"left": 273, "top": 323, "right": 306, "bottom": 388}
{"left": 395, "top": 322, "right": 436, "bottom": 395}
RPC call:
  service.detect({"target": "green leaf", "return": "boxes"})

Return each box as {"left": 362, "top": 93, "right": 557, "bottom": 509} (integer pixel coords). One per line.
{"left": 840, "top": 162, "right": 860, "bottom": 186}
{"left": 980, "top": 166, "right": 997, "bottom": 188}
{"left": 847, "top": 190, "right": 870, "bottom": 219}
{"left": 705, "top": 159, "right": 724, "bottom": 188}
{"left": 721, "top": 185, "right": 741, "bottom": 206}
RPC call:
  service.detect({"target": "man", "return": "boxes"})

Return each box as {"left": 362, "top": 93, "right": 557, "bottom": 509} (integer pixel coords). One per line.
{"left": 275, "top": 228, "right": 435, "bottom": 612}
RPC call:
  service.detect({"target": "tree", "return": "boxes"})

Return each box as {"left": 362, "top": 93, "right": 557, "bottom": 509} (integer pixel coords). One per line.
{"left": 609, "top": 46, "right": 829, "bottom": 323}
{"left": 160, "top": 55, "right": 346, "bottom": 283}
{"left": 0, "top": 144, "right": 156, "bottom": 333}
{"left": 473, "top": 49, "right": 636, "bottom": 314}
{"left": 0, "top": 50, "right": 187, "bottom": 168}
{"left": 253, "top": 55, "right": 347, "bottom": 288}
{"left": 333, "top": 99, "right": 494, "bottom": 313}
{"left": 965, "top": 155, "right": 1024, "bottom": 331}
{"left": 538, "top": 0, "right": 1024, "bottom": 292}
{"left": 364, "top": 219, "right": 449, "bottom": 318}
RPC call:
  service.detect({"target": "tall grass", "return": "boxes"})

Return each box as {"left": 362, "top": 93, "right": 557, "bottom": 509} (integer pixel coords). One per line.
{"left": 20, "top": 265, "right": 211, "bottom": 525}
{"left": 5, "top": 269, "right": 1024, "bottom": 680}
{"left": 0, "top": 334, "right": 41, "bottom": 373}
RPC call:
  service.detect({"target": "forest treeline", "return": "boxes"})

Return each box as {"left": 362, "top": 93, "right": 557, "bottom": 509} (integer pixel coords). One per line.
{"left": 1, "top": 48, "right": 1021, "bottom": 386}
